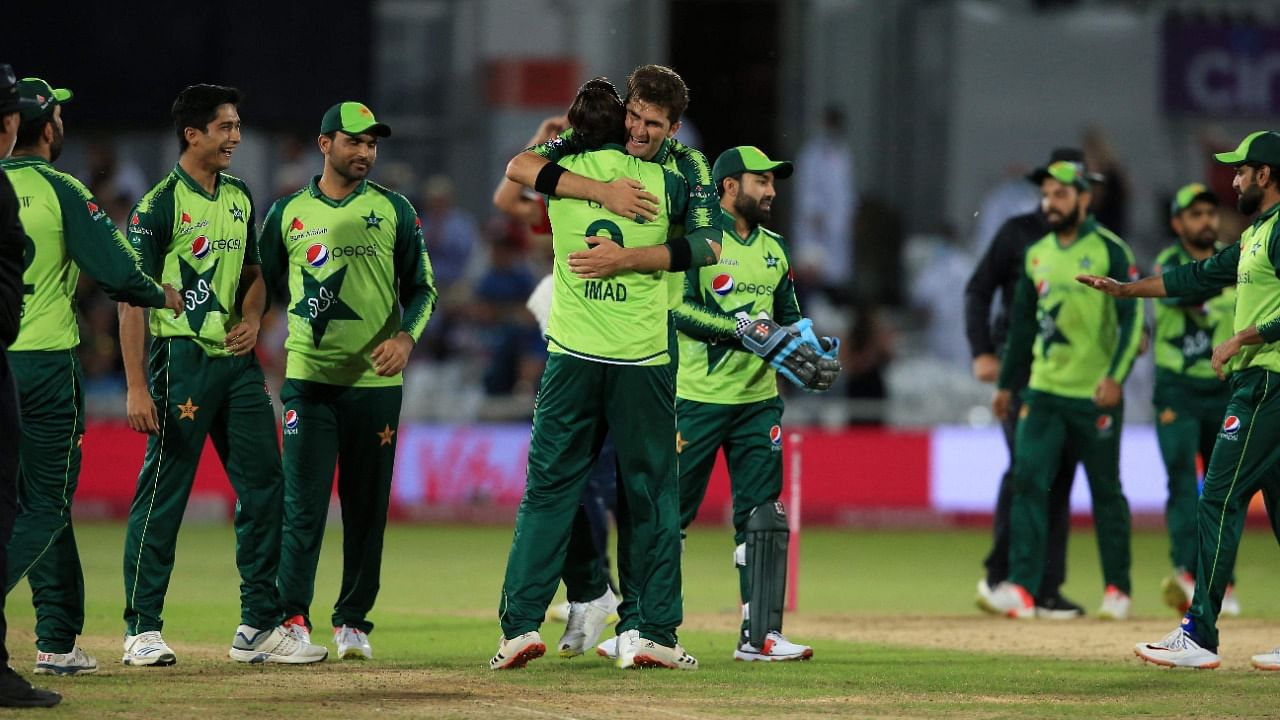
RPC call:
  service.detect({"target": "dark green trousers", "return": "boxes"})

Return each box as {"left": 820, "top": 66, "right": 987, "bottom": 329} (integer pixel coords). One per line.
{"left": 1154, "top": 372, "right": 1232, "bottom": 574}
{"left": 499, "top": 353, "right": 681, "bottom": 646}
{"left": 1187, "top": 368, "right": 1280, "bottom": 649}
{"left": 6, "top": 350, "right": 85, "bottom": 653}
{"left": 677, "top": 396, "right": 784, "bottom": 617}
{"left": 277, "top": 380, "right": 401, "bottom": 634}
{"left": 122, "top": 338, "right": 284, "bottom": 635}
{"left": 1009, "top": 390, "right": 1131, "bottom": 597}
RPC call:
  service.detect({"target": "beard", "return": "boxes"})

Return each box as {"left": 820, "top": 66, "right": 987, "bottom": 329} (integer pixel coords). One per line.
{"left": 734, "top": 192, "right": 771, "bottom": 227}
{"left": 1239, "top": 184, "right": 1265, "bottom": 215}
{"left": 333, "top": 155, "right": 372, "bottom": 183}
{"left": 48, "top": 123, "right": 64, "bottom": 163}
{"left": 1186, "top": 230, "right": 1217, "bottom": 250}
{"left": 1048, "top": 206, "right": 1082, "bottom": 233}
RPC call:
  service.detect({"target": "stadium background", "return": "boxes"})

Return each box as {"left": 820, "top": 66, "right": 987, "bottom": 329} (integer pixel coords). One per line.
{"left": 3, "top": 0, "right": 1278, "bottom": 526}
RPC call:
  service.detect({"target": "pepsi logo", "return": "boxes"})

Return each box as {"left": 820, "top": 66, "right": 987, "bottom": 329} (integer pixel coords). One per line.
{"left": 1036, "top": 279, "right": 1050, "bottom": 296}
{"left": 283, "top": 409, "right": 299, "bottom": 430}
{"left": 1223, "top": 415, "right": 1241, "bottom": 435}
{"left": 712, "top": 273, "right": 735, "bottom": 296}
{"left": 191, "top": 235, "right": 211, "bottom": 259}
{"left": 769, "top": 425, "right": 783, "bottom": 445}
{"left": 306, "top": 243, "right": 329, "bottom": 268}
{"left": 1096, "top": 415, "right": 1113, "bottom": 431}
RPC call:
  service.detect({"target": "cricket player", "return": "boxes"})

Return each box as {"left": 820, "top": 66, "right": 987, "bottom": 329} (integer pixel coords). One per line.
{"left": 490, "top": 77, "right": 718, "bottom": 671}
{"left": 673, "top": 146, "right": 838, "bottom": 661}
{"left": 2, "top": 78, "right": 182, "bottom": 675}
{"left": 505, "top": 66, "right": 722, "bottom": 660}
{"left": 262, "top": 102, "right": 436, "bottom": 660}
{"left": 1151, "top": 183, "right": 1239, "bottom": 617}
{"left": 118, "top": 84, "right": 326, "bottom": 666}
{"left": 982, "top": 159, "right": 1140, "bottom": 621}
{"left": 1083, "top": 131, "right": 1280, "bottom": 670}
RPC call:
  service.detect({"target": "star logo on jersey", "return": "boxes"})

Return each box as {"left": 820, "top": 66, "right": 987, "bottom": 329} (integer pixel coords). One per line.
{"left": 1252, "top": 241, "right": 1262, "bottom": 256}
{"left": 377, "top": 423, "right": 396, "bottom": 446}
{"left": 177, "top": 257, "right": 227, "bottom": 333}
{"left": 229, "top": 204, "right": 245, "bottom": 223}
{"left": 177, "top": 397, "right": 200, "bottom": 420}
{"left": 363, "top": 210, "right": 383, "bottom": 228}
{"left": 1078, "top": 257, "right": 1092, "bottom": 271}
{"left": 706, "top": 301, "right": 757, "bottom": 372}
{"left": 1170, "top": 317, "right": 1213, "bottom": 371}
{"left": 290, "top": 266, "right": 362, "bottom": 348}
{"left": 1159, "top": 407, "right": 1178, "bottom": 425}
{"left": 764, "top": 252, "right": 779, "bottom": 269}
{"left": 1037, "top": 302, "right": 1070, "bottom": 358}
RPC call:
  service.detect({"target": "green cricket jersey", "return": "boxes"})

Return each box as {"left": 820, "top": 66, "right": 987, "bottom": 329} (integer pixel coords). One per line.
{"left": 126, "top": 165, "right": 257, "bottom": 358}
{"left": 674, "top": 210, "right": 801, "bottom": 403}
{"left": 530, "top": 131, "right": 723, "bottom": 307}
{"left": 1152, "top": 243, "right": 1235, "bottom": 386}
{"left": 1164, "top": 201, "right": 1280, "bottom": 376}
{"left": 545, "top": 144, "right": 686, "bottom": 364}
{"left": 999, "top": 217, "right": 1142, "bottom": 399}
{"left": 259, "top": 177, "right": 436, "bottom": 387}
{"left": 2, "top": 156, "right": 165, "bottom": 351}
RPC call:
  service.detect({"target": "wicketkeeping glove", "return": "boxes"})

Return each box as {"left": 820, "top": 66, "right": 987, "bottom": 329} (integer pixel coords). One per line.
{"left": 788, "top": 317, "right": 842, "bottom": 392}
{"left": 735, "top": 311, "right": 821, "bottom": 389}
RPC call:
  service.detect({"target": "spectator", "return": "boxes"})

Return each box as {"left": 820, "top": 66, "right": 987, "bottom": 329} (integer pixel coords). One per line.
{"left": 843, "top": 300, "right": 893, "bottom": 426}
{"left": 1083, "top": 126, "right": 1130, "bottom": 237}
{"left": 420, "top": 174, "right": 479, "bottom": 293}
{"left": 469, "top": 219, "right": 543, "bottom": 398}
{"left": 793, "top": 106, "right": 856, "bottom": 300}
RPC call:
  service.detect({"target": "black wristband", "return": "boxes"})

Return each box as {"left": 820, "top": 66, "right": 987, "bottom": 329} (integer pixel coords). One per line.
{"left": 665, "top": 236, "right": 693, "bottom": 272}
{"left": 534, "top": 162, "right": 568, "bottom": 197}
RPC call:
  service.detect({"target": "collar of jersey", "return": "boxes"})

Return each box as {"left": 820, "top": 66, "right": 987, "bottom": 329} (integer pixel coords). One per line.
{"left": 651, "top": 138, "right": 673, "bottom": 166}
{"left": 308, "top": 175, "right": 368, "bottom": 208}
{"left": 0, "top": 155, "right": 50, "bottom": 170}
{"left": 1053, "top": 215, "right": 1098, "bottom": 248}
{"left": 717, "top": 208, "right": 759, "bottom": 246}
{"left": 173, "top": 163, "right": 222, "bottom": 201}
{"left": 1251, "top": 200, "right": 1280, "bottom": 230}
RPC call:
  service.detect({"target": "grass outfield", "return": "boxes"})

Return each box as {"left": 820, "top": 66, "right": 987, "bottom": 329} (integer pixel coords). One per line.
{"left": 7, "top": 522, "right": 1280, "bottom": 718}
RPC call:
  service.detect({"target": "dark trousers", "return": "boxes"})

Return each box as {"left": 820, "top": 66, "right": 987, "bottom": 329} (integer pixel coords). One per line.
{"left": 984, "top": 387, "right": 1076, "bottom": 600}
{"left": 0, "top": 350, "right": 19, "bottom": 666}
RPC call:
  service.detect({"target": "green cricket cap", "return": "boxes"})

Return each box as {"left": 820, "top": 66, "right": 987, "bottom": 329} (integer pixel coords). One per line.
{"left": 712, "top": 146, "right": 793, "bottom": 186}
{"left": 320, "top": 101, "right": 391, "bottom": 138}
{"left": 17, "top": 78, "right": 71, "bottom": 121}
{"left": 1214, "top": 131, "right": 1280, "bottom": 166}
{"left": 1029, "top": 160, "right": 1091, "bottom": 191}
{"left": 1170, "top": 182, "right": 1218, "bottom": 215}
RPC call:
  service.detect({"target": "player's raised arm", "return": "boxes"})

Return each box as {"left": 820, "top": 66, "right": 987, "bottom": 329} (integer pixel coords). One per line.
{"left": 507, "top": 141, "right": 659, "bottom": 222}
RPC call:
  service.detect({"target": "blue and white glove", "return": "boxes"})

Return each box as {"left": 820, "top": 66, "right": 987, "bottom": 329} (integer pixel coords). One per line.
{"left": 735, "top": 311, "right": 822, "bottom": 389}
{"left": 787, "top": 317, "right": 842, "bottom": 392}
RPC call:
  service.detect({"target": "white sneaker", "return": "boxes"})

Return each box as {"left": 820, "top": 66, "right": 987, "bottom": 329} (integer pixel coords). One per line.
{"left": 1098, "top": 585, "right": 1131, "bottom": 620}
{"left": 975, "top": 578, "right": 997, "bottom": 615}
{"left": 546, "top": 602, "right": 571, "bottom": 623}
{"left": 596, "top": 635, "right": 618, "bottom": 660}
{"left": 334, "top": 625, "right": 372, "bottom": 660}
{"left": 558, "top": 589, "right": 619, "bottom": 658}
{"left": 122, "top": 631, "right": 177, "bottom": 667}
{"left": 229, "top": 625, "right": 328, "bottom": 664}
{"left": 1161, "top": 570, "right": 1195, "bottom": 614}
{"left": 282, "top": 614, "right": 311, "bottom": 644}
{"left": 1135, "top": 626, "right": 1220, "bottom": 669}
{"left": 490, "top": 631, "right": 545, "bottom": 670}
{"left": 1251, "top": 647, "right": 1280, "bottom": 670}
{"left": 34, "top": 646, "right": 97, "bottom": 675}
{"left": 976, "top": 581, "right": 1034, "bottom": 619}
{"left": 1221, "top": 584, "right": 1241, "bottom": 618}
{"left": 734, "top": 631, "right": 813, "bottom": 662}
{"left": 617, "top": 630, "right": 697, "bottom": 671}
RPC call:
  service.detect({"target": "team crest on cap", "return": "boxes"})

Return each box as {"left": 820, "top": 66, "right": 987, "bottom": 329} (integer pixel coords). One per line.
{"left": 712, "top": 273, "right": 735, "bottom": 296}
{"left": 283, "top": 409, "right": 299, "bottom": 430}
{"left": 306, "top": 243, "right": 329, "bottom": 267}
{"left": 769, "top": 425, "right": 783, "bottom": 447}
{"left": 191, "top": 235, "right": 211, "bottom": 259}
{"left": 1223, "top": 415, "right": 1241, "bottom": 435}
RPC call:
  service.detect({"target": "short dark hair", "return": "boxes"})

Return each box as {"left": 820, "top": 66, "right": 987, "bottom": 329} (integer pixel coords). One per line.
{"left": 14, "top": 113, "right": 52, "bottom": 151}
{"left": 1246, "top": 161, "right": 1280, "bottom": 187}
{"left": 717, "top": 172, "right": 743, "bottom": 197}
{"left": 171, "top": 84, "right": 241, "bottom": 152}
{"left": 625, "top": 65, "right": 689, "bottom": 124}
{"left": 567, "top": 77, "right": 625, "bottom": 149}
